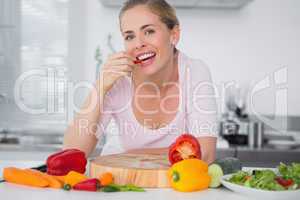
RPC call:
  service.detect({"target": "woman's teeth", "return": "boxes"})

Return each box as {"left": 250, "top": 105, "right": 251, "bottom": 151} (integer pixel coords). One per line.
{"left": 136, "top": 52, "right": 156, "bottom": 61}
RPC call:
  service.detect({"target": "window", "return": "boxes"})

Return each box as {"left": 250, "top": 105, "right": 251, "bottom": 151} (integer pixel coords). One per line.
{"left": 18, "top": 0, "right": 69, "bottom": 122}
{"left": 1, "top": 0, "right": 70, "bottom": 129}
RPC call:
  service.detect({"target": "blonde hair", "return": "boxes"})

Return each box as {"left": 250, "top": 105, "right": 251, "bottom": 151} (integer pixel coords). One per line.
{"left": 119, "top": 0, "right": 180, "bottom": 30}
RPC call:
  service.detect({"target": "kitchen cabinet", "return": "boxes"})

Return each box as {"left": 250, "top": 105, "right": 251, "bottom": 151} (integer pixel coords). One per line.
{"left": 236, "top": 147, "right": 300, "bottom": 167}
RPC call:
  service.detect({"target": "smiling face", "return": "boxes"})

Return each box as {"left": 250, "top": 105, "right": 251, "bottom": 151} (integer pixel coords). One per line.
{"left": 120, "top": 5, "right": 179, "bottom": 76}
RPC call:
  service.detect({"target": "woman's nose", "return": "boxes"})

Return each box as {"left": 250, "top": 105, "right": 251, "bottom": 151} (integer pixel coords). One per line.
{"left": 134, "top": 36, "right": 146, "bottom": 50}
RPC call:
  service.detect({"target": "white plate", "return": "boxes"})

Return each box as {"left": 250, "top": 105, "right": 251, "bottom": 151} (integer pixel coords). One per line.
{"left": 268, "top": 140, "right": 300, "bottom": 150}
{"left": 221, "top": 173, "right": 300, "bottom": 200}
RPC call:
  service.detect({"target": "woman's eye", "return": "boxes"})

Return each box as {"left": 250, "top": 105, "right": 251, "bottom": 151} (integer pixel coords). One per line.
{"left": 125, "top": 35, "right": 134, "bottom": 41}
{"left": 145, "top": 29, "right": 155, "bottom": 35}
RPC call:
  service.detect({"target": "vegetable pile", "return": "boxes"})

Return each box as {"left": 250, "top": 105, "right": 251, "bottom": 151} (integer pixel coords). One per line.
{"left": 2, "top": 149, "right": 144, "bottom": 193}
{"left": 167, "top": 133, "right": 244, "bottom": 192}
{"left": 228, "top": 162, "right": 300, "bottom": 191}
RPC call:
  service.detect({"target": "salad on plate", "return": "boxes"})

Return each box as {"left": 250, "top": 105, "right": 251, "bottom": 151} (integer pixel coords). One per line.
{"left": 227, "top": 162, "right": 300, "bottom": 191}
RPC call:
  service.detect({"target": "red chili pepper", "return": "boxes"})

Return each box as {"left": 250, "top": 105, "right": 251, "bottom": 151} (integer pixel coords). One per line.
{"left": 73, "top": 178, "right": 100, "bottom": 192}
{"left": 168, "top": 134, "right": 201, "bottom": 165}
{"left": 134, "top": 60, "right": 142, "bottom": 64}
{"left": 46, "top": 149, "right": 87, "bottom": 176}
{"left": 275, "top": 177, "right": 294, "bottom": 188}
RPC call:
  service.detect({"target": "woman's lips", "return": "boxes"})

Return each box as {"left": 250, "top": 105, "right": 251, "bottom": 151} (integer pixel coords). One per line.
{"left": 140, "top": 55, "right": 155, "bottom": 67}
{"left": 134, "top": 54, "right": 156, "bottom": 67}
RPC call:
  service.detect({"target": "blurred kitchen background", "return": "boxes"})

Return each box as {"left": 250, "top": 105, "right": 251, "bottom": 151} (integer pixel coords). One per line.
{"left": 0, "top": 0, "right": 300, "bottom": 167}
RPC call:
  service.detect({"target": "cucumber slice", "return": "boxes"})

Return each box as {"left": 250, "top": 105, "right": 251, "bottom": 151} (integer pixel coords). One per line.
{"left": 208, "top": 164, "right": 224, "bottom": 188}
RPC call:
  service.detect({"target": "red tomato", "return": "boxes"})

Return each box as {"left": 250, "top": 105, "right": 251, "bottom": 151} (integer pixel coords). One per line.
{"left": 275, "top": 177, "right": 294, "bottom": 187}
{"left": 168, "top": 133, "right": 201, "bottom": 165}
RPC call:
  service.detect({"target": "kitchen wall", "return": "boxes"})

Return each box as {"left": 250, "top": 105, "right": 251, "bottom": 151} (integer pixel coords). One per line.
{"left": 69, "top": 0, "right": 300, "bottom": 118}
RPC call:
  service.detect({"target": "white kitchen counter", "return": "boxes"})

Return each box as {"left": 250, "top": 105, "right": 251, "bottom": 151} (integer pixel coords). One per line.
{"left": 0, "top": 182, "right": 251, "bottom": 200}
{"left": 0, "top": 160, "right": 252, "bottom": 200}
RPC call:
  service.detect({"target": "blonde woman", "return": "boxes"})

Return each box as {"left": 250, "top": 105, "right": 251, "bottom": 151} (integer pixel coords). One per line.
{"left": 64, "top": 0, "right": 218, "bottom": 164}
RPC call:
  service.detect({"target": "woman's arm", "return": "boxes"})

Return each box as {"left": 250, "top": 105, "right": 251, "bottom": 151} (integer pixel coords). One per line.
{"left": 63, "top": 81, "right": 106, "bottom": 156}
{"left": 186, "top": 59, "right": 218, "bottom": 164}
{"left": 197, "top": 137, "right": 216, "bottom": 164}
{"left": 63, "top": 52, "right": 135, "bottom": 156}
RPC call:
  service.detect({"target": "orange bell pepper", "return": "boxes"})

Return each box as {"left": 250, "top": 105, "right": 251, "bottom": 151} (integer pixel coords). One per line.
{"left": 168, "top": 159, "right": 211, "bottom": 192}
{"left": 64, "top": 171, "right": 88, "bottom": 187}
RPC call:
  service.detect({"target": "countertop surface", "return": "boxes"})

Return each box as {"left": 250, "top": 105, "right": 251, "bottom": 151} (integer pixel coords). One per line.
{"left": 0, "top": 160, "right": 253, "bottom": 200}
{"left": 0, "top": 184, "right": 251, "bottom": 200}
{"left": 1, "top": 149, "right": 300, "bottom": 200}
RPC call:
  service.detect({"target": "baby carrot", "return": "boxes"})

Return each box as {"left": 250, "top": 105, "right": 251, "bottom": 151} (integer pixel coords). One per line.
{"left": 3, "top": 167, "right": 49, "bottom": 188}
{"left": 99, "top": 172, "right": 114, "bottom": 186}
{"left": 26, "top": 169, "right": 63, "bottom": 189}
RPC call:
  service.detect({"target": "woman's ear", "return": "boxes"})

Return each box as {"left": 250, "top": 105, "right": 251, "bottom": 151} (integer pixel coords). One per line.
{"left": 170, "top": 25, "right": 180, "bottom": 46}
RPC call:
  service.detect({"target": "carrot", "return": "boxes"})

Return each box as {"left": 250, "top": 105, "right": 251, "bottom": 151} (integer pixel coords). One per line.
{"left": 48, "top": 175, "right": 64, "bottom": 188}
{"left": 99, "top": 172, "right": 114, "bottom": 186}
{"left": 51, "top": 175, "right": 65, "bottom": 184}
{"left": 26, "top": 169, "right": 63, "bottom": 189}
{"left": 3, "top": 167, "right": 49, "bottom": 188}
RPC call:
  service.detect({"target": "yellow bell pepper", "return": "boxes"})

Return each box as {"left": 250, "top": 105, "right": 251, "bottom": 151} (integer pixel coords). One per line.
{"left": 168, "top": 159, "right": 211, "bottom": 192}
{"left": 64, "top": 171, "right": 88, "bottom": 187}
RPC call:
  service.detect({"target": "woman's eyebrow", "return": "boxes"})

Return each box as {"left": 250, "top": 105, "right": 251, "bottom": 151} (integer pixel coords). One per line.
{"left": 140, "top": 24, "right": 155, "bottom": 30}
{"left": 123, "top": 24, "right": 155, "bottom": 35}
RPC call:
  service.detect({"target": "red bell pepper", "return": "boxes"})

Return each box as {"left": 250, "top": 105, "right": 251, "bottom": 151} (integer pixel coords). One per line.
{"left": 73, "top": 178, "right": 100, "bottom": 192}
{"left": 168, "top": 134, "right": 201, "bottom": 165}
{"left": 46, "top": 149, "right": 87, "bottom": 176}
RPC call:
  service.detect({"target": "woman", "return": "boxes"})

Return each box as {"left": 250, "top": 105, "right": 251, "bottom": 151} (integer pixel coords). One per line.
{"left": 64, "top": 0, "right": 218, "bottom": 164}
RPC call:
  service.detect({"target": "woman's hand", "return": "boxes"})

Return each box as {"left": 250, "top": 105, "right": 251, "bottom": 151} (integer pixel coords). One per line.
{"left": 100, "top": 51, "right": 136, "bottom": 94}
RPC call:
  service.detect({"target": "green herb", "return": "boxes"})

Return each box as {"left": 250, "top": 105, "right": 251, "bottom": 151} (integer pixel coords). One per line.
{"left": 120, "top": 184, "right": 145, "bottom": 192}
{"left": 102, "top": 184, "right": 145, "bottom": 192}
{"left": 101, "top": 185, "right": 121, "bottom": 192}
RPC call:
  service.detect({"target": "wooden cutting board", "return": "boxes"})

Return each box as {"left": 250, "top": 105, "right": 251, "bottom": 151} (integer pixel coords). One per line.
{"left": 89, "top": 153, "right": 171, "bottom": 188}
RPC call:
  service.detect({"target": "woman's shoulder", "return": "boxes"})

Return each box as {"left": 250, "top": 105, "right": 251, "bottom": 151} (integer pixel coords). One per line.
{"left": 179, "top": 51, "right": 212, "bottom": 82}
